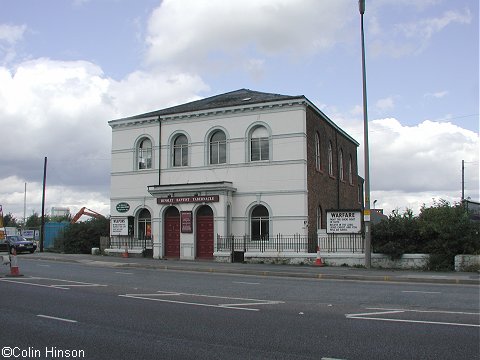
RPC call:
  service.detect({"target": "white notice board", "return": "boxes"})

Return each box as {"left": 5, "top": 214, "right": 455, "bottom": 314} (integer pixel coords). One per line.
{"left": 110, "top": 217, "right": 128, "bottom": 236}
{"left": 326, "top": 211, "right": 362, "bottom": 234}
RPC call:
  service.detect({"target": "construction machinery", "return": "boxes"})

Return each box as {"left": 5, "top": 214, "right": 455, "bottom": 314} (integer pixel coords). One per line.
{"left": 71, "top": 207, "right": 104, "bottom": 224}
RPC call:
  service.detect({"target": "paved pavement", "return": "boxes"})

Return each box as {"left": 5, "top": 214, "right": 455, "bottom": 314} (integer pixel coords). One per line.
{"left": 4, "top": 251, "right": 480, "bottom": 285}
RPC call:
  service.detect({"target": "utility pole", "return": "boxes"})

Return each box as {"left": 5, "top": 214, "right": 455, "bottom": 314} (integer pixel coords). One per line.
{"left": 359, "top": 0, "right": 371, "bottom": 268}
{"left": 461, "top": 160, "right": 465, "bottom": 201}
{"left": 40, "top": 157, "right": 47, "bottom": 252}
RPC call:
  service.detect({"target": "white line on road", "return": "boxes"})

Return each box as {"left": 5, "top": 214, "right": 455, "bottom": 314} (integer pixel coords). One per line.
{"left": 346, "top": 310, "right": 405, "bottom": 317}
{"left": 402, "top": 290, "right": 441, "bottom": 294}
{"left": 233, "top": 281, "right": 261, "bottom": 285}
{"left": 347, "top": 315, "right": 480, "bottom": 328}
{"left": 119, "top": 294, "right": 260, "bottom": 311}
{"left": 366, "top": 307, "right": 480, "bottom": 315}
{"left": 37, "top": 314, "right": 77, "bottom": 323}
{"left": 0, "top": 278, "right": 70, "bottom": 290}
{"left": 115, "top": 271, "right": 134, "bottom": 275}
{"left": 346, "top": 307, "right": 480, "bottom": 328}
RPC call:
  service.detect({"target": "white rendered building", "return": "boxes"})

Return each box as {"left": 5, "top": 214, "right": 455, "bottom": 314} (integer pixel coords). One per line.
{"left": 109, "top": 89, "right": 361, "bottom": 260}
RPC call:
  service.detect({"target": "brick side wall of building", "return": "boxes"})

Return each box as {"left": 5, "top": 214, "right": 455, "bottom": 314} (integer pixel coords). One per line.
{"left": 306, "top": 107, "right": 361, "bottom": 238}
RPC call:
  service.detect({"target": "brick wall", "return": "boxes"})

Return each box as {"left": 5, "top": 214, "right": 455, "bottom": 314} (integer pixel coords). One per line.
{"left": 305, "top": 107, "right": 361, "bottom": 238}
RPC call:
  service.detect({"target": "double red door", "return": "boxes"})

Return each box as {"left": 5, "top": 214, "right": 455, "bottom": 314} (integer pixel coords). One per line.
{"left": 196, "top": 216, "right": 213, "bottom": 259}
{"left": 164, "top": 208, "right": 180, "bottom": 258}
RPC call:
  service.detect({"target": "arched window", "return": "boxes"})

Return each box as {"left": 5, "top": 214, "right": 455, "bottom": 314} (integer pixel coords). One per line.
{"left": 250, "top": 126, "right": 269, "bottom": 161}
{"left": 339, "top": 149, "right": 344, "bottom": 181}
{"left": 251, "top": 205, "right": 269, "bottom": 240}
{"left": 138, "top": 209, "right": 151, "bottom": 240}
{"left": 209, "top": 130, "right": 226, "bottom": 164}
{"left": 138, "top": 138, "right": 152, "bottom": 170}
{"left": 328, "top": 141, "right": 333, "bottom": 176}
{"left": 348, "top": 155, "right": 353, "bottom": 185}
{"left": 173, "top": 134, "right": 188, "bottom": 167}
{"left": 315, "top": 132, "right": 321, "bottom": 171}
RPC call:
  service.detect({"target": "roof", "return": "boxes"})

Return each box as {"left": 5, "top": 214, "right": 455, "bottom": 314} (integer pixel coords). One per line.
{"left": 110, "top": 88, "right": 359, "bottom": 146}
{"left": 122, "top": 88, "right": 304, "bottom": 120}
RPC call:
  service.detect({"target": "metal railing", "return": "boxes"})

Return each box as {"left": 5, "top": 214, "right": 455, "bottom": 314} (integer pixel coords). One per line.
{"left": 109, "top": 236, "right": 153, "bottom": 250}
{"left": 318, "top": 233, "right": 364, "bottom": 253}
{"left": 216, "top": 233, "right": 364, "bottom": 254}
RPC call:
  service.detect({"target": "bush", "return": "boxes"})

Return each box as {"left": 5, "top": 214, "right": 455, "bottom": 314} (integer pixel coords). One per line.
{"left": 373, "top": 200, "right": 480, "bottom": 269}
{"left": 60, "top": 217, "right": 110, "bottom": 254}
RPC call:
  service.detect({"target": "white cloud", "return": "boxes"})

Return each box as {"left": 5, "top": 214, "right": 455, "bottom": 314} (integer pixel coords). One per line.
{"left": 370, "top": 7, "right": 472, "bottom": 57}
{"left": 144, "top": 0, "right": 354, "bottom": 71}
{"left": 396, "top": 9, "right": 472, "bottom": 40}
{"left": 0, "top": 58, "right": 209, "bottom": 219}
{"left": 424, "top": 90, "right": 448, "bottom": 98}
{"left": 0, "top": 24, "right": 27, "bottom": 64}
{"left": 339, "top": 117, "right": 479, "bottom": 214}
{"left": 0, "top": 24, "right": 26, "bottom": 44}
{"left": 375, "top": 96, "right": 395, "bottom": 112}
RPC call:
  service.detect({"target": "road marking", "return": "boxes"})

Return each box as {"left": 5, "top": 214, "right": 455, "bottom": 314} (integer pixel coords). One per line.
{"left": 402, "top": 290, "right": 441, "bottom": 294}
{"left": 37, "top": 314, "right": 77, "bottom": 323}
{"left": 115, "top": 271, "right": 134, "bottom": 275}
{"left": 119, "top": 294, "right": 260, "bottom": 311}
{"left": 0, "top": 276, "right": 107, "bottom": 290}
{"left": 366, "top": 307, "right": 480, "bottom": 315}
{"left": 0, "top": 278, "right": 70, "bottom": 290}
{"left": 233, "top": 281, "right": 261, "bottom": 285}
{"left": 346, "top": 307, "right": 480, "bottom": 328}
{"left": 120, "top": 290, "right": 284, "bottom": 311}
{"left": 346, "top": 310, "right": 405, "bottom": 317}
{"left": 347, "top": 316, "right": 480, "bottom": 328}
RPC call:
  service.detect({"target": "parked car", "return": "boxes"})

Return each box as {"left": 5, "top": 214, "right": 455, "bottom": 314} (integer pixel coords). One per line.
{"left": 4, "top": 235, "right": 37, "bottom": 254}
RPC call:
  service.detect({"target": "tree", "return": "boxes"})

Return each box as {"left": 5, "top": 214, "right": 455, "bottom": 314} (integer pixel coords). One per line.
{"left": 418, "top": 200, "right": 480, "bottom": 270}
{"left": 2, "top": 213, "right": 19, "bottom": 228}
{"left": 372, "top": 199, "right": 480, "bottom": 270}
{"left": 25, "top": 212, "right": 45, "bottom": 228}
{"left": 372, "top": 208, "right": 421, "bottom": 260}
{"left": 59, "top": 217, "right": 110, "bottom": 254}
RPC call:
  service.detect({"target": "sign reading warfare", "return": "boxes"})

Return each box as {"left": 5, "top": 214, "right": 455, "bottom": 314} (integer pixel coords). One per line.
{"left": 326, "top": 210, "right": 362, "bottom": 234}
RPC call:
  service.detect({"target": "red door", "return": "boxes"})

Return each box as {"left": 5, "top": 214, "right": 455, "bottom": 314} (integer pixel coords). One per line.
{"left": 164, "top": 207, "right": 180, "bottom": 258}
{"left": 196, "top": 206, "right": 214, "bottom": 259}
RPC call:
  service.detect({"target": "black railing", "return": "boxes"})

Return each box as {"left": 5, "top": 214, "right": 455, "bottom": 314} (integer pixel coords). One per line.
{"left": 110, "top": 236, "right": 153, "bottom": 250}
{"left": 318, "top": 233, "right": 364, "bottom": 253}
{"left": 217, "top": 233, "right": 364, "bottom": 254}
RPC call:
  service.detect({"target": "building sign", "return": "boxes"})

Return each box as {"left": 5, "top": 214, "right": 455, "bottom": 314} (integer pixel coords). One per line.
{"left": 116, "top": 202, "right": 130, "bottom": 213}
{"left": 111, "top": 217, "right": 129, "bottom": 235}
{"left": 22, "top": 230, "right": 35, "bottom": 239}
{"left": 326, "top": 210, "right": 362, "bottom": 234}
{"left": 181, "top": 211, "right": 193, "bottom": 233}
{"left": 157, "top": 195, "right": 219, "bottom": 205}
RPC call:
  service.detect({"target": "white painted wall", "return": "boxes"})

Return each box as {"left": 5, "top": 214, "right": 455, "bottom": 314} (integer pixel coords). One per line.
{"left": 110, "top": 103, "right": 311, "bottom": 258}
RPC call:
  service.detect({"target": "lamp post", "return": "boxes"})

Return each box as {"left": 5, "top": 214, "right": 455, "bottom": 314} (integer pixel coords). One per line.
{"left": 359, "top": 0, "right": 371, "bottom": 268}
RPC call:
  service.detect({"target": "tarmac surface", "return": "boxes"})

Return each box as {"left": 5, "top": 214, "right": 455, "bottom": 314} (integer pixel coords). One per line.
{"left": 3, "top": 251, "right": 479, "bottom": 286}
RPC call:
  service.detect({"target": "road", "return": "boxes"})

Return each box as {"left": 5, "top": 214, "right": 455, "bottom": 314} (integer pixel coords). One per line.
{"left": 0, "top": 259, "right": 478, "bottom": 360}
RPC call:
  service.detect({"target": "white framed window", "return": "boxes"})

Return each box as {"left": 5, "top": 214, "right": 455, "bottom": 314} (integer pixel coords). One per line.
{"left": 328, "top": 141, "right": 333, "bottom": 176}
{"left": 315, "top": 132, "right": 321, "bottom": 171}
{"left": 137, "top": 208, "right": 151, "bottom": 240}
{"left": 250, "top": 126, "right": 269, "bottom": 161}
{"left": 137, "top": 138, "right": 152, "bottom": 170}
{"left": 251, "top": 205, "right": 269, "bottom": 240}
{"left": 348, "top": 155, "right": 353, "bottom": 185}
{"left": 173, "top": 134, "right": 188, "bottom": 167}
{"left": 209, "top": 130, "right": 226, "bottom": 165}
{"left": 339, "top": 149, "right": 344, "bottom": 181}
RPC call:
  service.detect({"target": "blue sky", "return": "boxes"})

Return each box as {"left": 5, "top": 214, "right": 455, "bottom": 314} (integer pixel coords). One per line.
{"left": 0, "top": 0, "right": 478, "bottom": 220}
